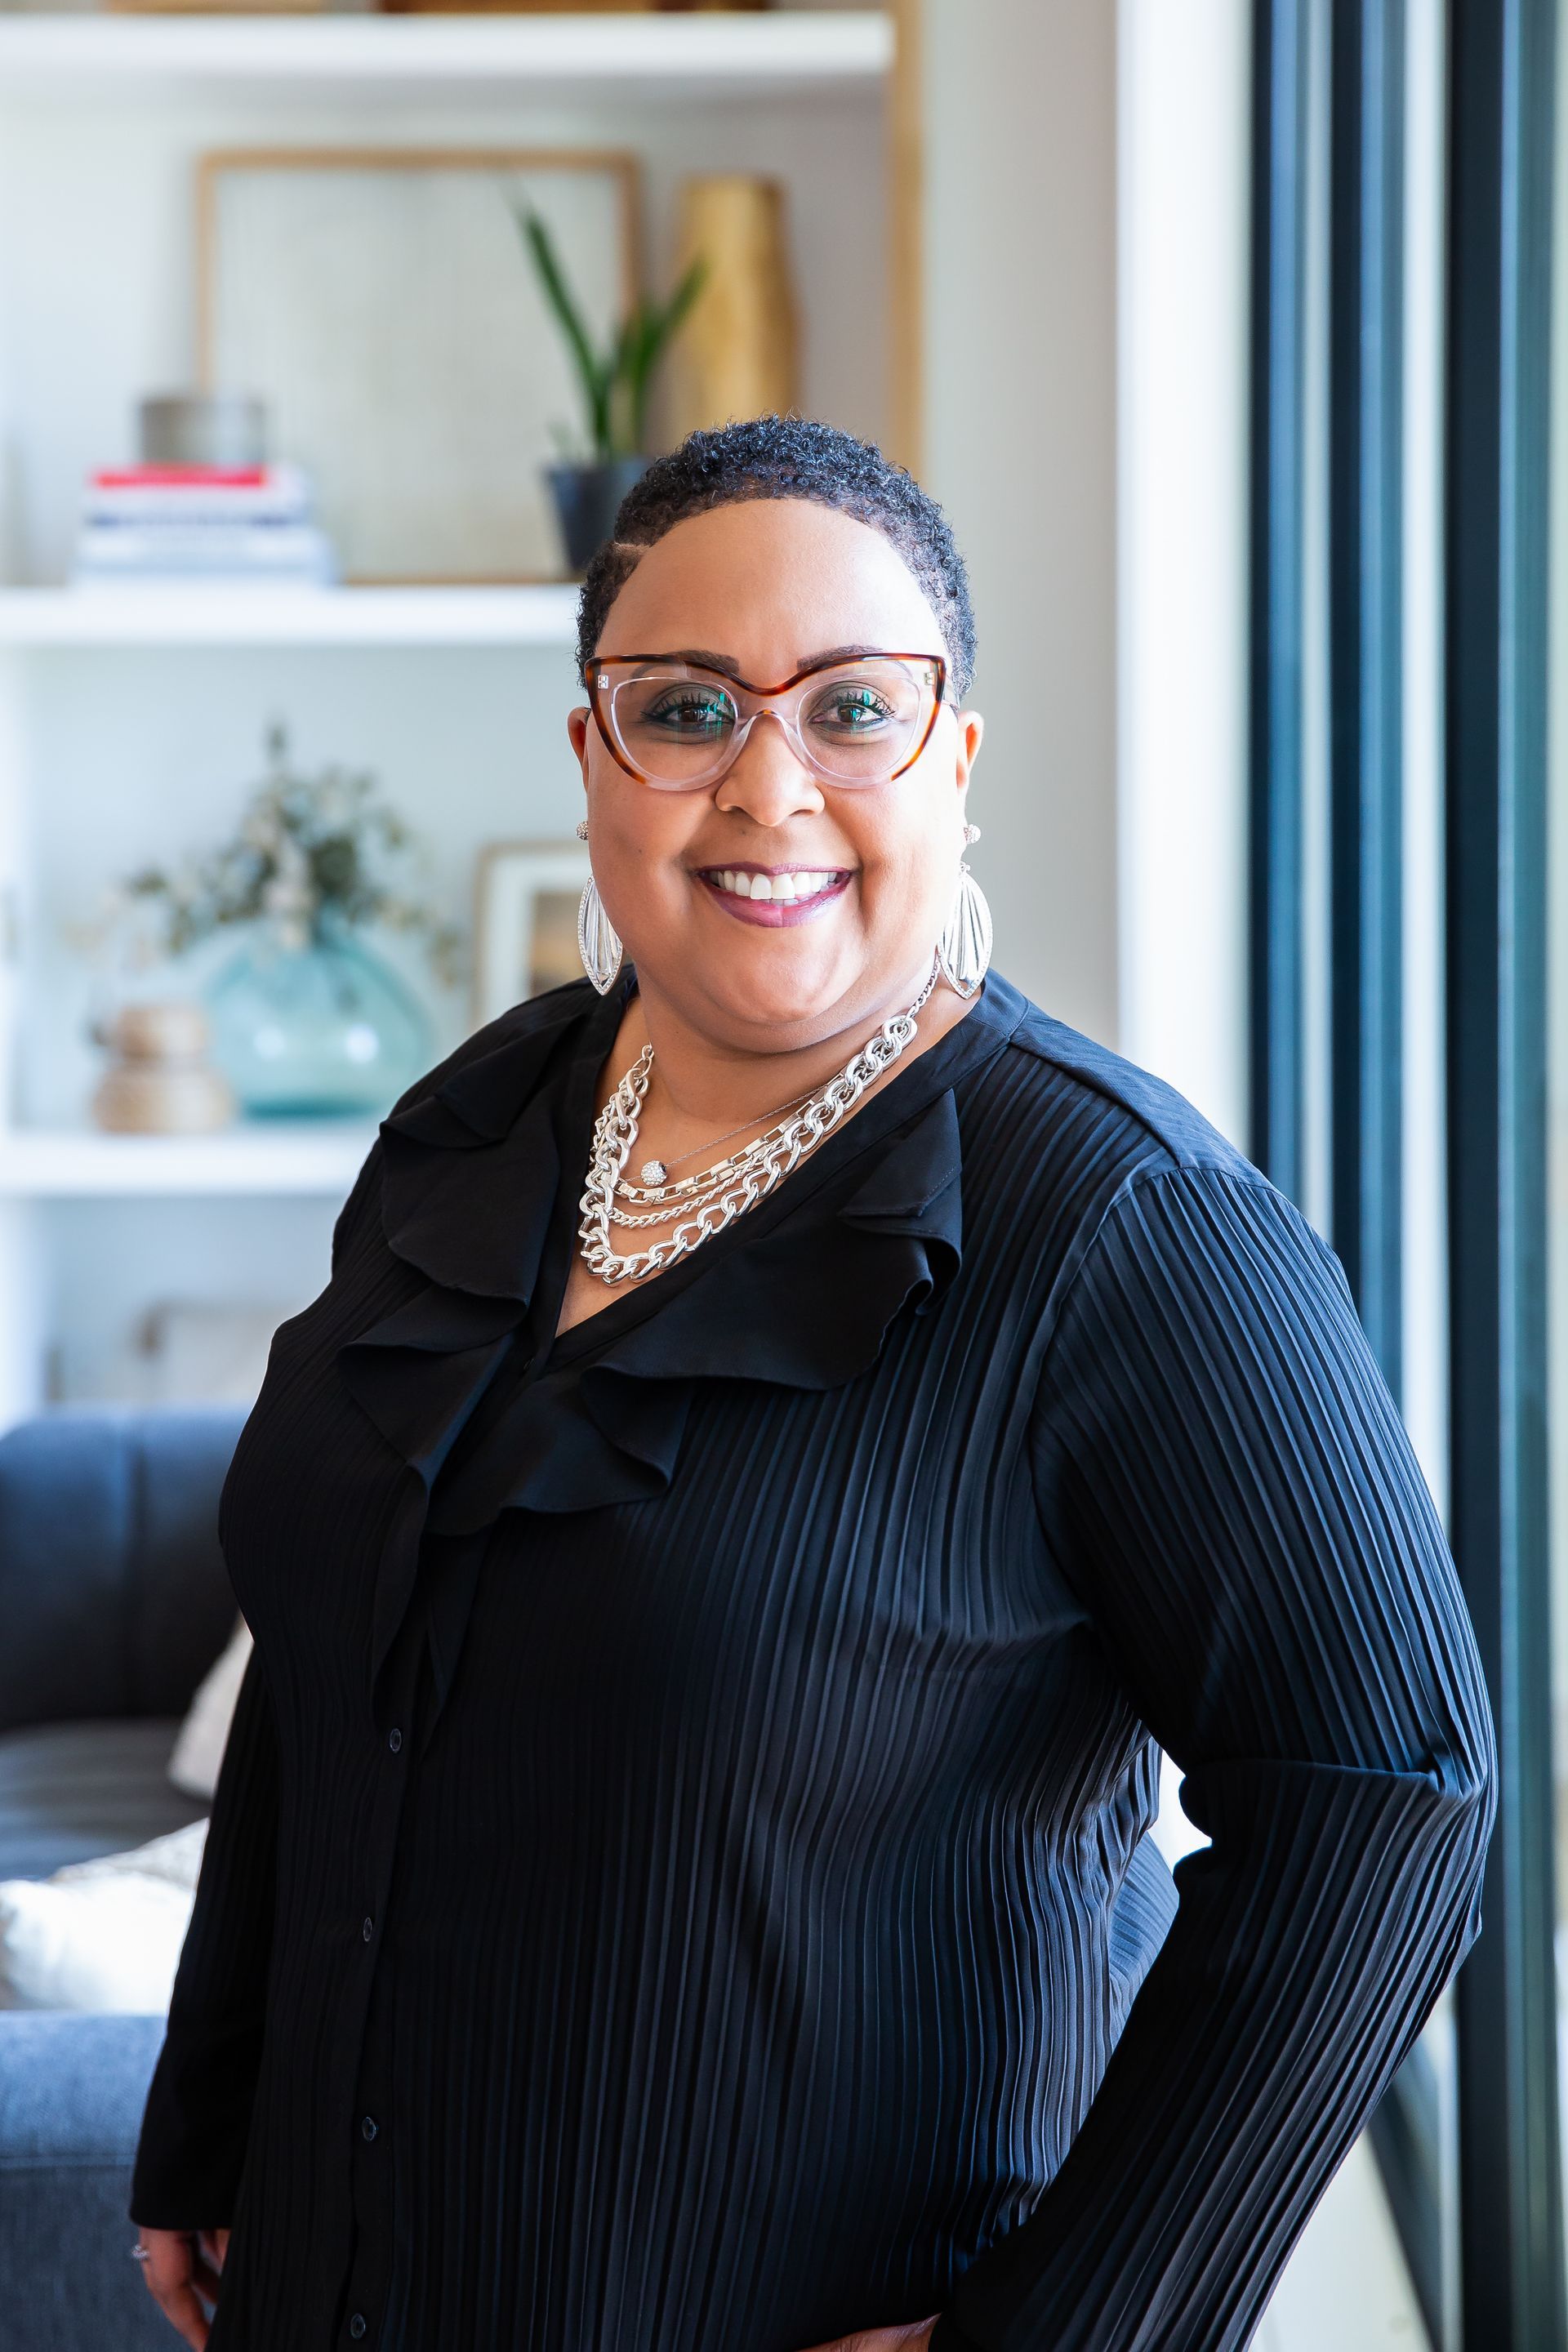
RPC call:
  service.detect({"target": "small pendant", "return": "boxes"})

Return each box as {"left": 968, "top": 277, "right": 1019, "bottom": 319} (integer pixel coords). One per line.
{"left": 640, "top": 1159, "right": 667, "bottom": 1185}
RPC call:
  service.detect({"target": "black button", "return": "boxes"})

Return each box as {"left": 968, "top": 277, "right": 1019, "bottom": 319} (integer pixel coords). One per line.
{"left": 387, "top": 1728, "right": 403, "bottom": 1753}
{"left": 362, "top": 1916, "right": 374, "bottom": 1942}
{"left": 361, "top": 2114, "right": 379, "bottom": 2142}
{"left": 348, "top": 2315, "right": 368, "bottom": 2341}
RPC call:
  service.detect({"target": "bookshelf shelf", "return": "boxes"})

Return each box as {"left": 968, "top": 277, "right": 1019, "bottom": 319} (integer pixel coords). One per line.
{"left": 0, "top": 1122, "right": 377, "bottom": 1200}
{"left": 0, "top": 584, "right": 581, "bottom": 649}
{"left": 0, "top": 12, "right": 893, "bottom": 105}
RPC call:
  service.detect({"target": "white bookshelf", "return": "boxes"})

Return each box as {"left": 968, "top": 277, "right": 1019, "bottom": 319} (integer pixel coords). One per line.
{"left": 0, "top": 1122, "right": 375, "bottom": 1199}
{"left": 0, "top": 12, "right": 893, "bottom": 104}
{"left": 0, "top": 3, "right": 911, "bottom": 1421}
{"left": 0, "top": 584, "right": 580, "bottom": 648}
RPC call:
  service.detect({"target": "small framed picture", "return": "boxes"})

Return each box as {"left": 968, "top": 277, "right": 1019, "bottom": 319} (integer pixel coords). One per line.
{"left": 472, "top": 840, "right": 592, "bottom": 1029}
{"left": 196, "top": 146, "right": 640, "bottom": 581}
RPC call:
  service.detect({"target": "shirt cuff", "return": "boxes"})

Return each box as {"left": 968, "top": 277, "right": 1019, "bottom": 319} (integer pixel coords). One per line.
{"left": 928, "top": 2314, "right": 988, "bottom": 2352}
{"left": 127, "top": 2207, "right": 222, "bottom": 2233}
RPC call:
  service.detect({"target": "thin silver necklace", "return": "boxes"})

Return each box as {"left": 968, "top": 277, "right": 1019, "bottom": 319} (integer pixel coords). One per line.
{"left": 619, "top": 1076, "right": 820, "bottom": 1192}
{"left": 578, "top": 960, "right": 942, "bottom": 1285}
{"left": 611, "top": 1080, "right": 829, "bottom": 1220}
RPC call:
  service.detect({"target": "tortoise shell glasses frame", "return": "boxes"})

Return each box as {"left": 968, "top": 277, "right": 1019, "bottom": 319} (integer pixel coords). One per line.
{"left": 583, "top": 648, "right": 950, "bottom": 791}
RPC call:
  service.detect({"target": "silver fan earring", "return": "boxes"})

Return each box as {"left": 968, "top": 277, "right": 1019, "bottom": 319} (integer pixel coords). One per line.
{"left": 575, "top": 817, "right": 589, "bottom": 840}
{"left": 577, "top": 875, "right": 623, "bottom": 995}
{"left": 937, "top": 822, "right": 992, "bottom": 997}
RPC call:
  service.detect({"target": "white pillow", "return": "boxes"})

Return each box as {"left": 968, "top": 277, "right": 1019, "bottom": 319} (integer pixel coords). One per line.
{"left": 168, "top": 1615, "right": 252, "bottom": 1799}
{"left": 0, "top": 1819, "right": 206, "bottom": 2011}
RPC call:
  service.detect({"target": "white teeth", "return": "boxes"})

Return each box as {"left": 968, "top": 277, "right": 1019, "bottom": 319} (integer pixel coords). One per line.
{"left": 709, "top": 869, "right": 839, "bottom": 902}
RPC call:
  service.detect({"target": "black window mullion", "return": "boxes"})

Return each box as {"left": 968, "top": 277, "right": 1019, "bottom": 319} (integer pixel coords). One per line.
{"left": 1321, "top": 7, "right": 1448, "bottom": 2332}
{"left": 1330, "top": 0, "right": 1405, "bottom": 1392}
{"left": 1250, "top": 0, "right": 1311, "bottom": 1200}
{"left": 1446, "top": 2, "right": 1564, "bottom": 2345}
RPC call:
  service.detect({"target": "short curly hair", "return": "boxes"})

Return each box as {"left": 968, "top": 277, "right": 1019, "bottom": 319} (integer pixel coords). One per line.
{"left": 576, "top": 415, "right": 977, "bottom": 699}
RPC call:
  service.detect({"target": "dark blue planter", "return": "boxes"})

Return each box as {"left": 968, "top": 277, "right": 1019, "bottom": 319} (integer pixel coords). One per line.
{"left": 546, "top": 457, "right": 651, "bottom": 576}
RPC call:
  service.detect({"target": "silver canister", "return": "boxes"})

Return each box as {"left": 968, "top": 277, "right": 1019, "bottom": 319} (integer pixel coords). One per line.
{"left": 138, "top": 395, "right": 267, "bottom": 470}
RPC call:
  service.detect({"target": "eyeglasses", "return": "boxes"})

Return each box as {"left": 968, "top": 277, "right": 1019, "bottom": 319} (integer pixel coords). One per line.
{"left": 585, "top": 650, "right": 948, "bottom": 791}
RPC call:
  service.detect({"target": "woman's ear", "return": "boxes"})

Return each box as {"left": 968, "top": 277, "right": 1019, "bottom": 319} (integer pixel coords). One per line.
{"left": 956, "top": 710, "right": 984, "bottom": 788}
{"left": 568, "top": 706, "right": 590, "bottom": 766}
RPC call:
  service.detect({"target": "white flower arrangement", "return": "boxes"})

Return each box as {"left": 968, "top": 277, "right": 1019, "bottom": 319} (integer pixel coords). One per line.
{"left": 99, "top": 724, "right": 465, "bottom": 987}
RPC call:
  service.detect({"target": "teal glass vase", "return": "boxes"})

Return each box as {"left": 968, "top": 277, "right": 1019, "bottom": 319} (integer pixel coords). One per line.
{"left": 206, "top": 919, "right": 432, "bottom": 1117}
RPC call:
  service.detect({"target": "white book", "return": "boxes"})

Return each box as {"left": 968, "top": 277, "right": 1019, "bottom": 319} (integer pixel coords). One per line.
{"left": 80, "top": 462, "right": 316, "bottom": 528}
{"left": 72, "top": 522, "right": 339, "bottom": 586}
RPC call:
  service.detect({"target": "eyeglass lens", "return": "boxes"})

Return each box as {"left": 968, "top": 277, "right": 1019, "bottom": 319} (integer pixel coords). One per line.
{"left": 602, "top": 658, "right": 938, "bottom": 787}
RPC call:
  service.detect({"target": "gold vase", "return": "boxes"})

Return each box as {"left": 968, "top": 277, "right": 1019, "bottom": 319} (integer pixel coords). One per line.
{"left": 666, "top": 177, "right": 800, "bottom": 440}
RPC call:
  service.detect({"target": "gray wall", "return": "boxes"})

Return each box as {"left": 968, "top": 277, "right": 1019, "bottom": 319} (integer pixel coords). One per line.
{"left": 920, "top": 0, "right": 1120, "bottom": 1045}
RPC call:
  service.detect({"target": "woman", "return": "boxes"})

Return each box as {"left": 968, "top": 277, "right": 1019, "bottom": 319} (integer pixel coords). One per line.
{"left": 130, "top": 417, "right": 1494, "bottom": 2352}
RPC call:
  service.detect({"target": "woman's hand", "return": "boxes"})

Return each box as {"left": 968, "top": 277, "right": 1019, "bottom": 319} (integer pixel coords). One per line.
{"left": 795, "top": 2318, "right": 939, "bottom": 2352}
{"left": 136, "top": 2226, "right": 229, "bottom": 2349}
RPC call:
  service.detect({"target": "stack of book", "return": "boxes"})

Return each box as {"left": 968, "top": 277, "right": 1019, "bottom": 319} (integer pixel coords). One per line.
{"left": 72, "top": 463, "right": 338, "bottom": 586}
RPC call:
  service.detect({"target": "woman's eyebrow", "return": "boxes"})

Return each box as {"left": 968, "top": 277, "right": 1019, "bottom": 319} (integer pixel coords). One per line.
{"left": 658, "top": 648, "right": 744, "bottom": 676}
{"left": 802, "top": 644, "right": 887, "bottom": 667}
{"left": 654, "top": 644, "right": 891, "bottom": 677}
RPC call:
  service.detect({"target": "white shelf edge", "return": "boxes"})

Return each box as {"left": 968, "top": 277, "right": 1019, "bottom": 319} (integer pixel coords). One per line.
{"left": 0, "top": 583, "right": 580, "bottom": 648}
{"left": 0, "top": 12, "right": 893, "bottom": 96}
{"left": 0, "top": 1123, "right": 377, "bottom": 1198}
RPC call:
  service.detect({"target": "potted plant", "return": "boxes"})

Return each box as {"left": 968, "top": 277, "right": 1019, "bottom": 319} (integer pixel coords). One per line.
{"left": 107, "top": 725, "right": 463, "bottom": 1119}
{"left": 518, "top": 208, "right": 706, "bottom": 574}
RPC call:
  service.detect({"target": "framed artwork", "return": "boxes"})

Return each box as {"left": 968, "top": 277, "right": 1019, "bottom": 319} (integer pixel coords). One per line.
{"left": 195, "top": 148, "right": 640, "bottom": 582}
{"left": 381, "top": 2, "right": 661, "bottom": 12}
{"left": 114, "top": 1, "right": 323, "bottom": 12}
{"left": 472, "top": 840, "right": 592, "bottom": 1027}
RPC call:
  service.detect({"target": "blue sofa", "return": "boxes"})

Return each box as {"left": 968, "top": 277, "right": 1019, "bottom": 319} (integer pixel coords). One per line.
{"left": 0, "top": 1407, "right": 246, "bottom": 2352}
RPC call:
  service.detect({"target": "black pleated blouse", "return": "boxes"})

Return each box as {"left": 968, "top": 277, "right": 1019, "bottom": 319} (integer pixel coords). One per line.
{"left": 129, "top": 967, "right": 1496, "bottom": 2352}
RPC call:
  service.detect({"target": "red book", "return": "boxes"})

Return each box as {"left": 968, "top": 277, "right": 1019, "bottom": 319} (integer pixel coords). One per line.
{"left": 91, "top": 466, "right": 271, "bottom": 489}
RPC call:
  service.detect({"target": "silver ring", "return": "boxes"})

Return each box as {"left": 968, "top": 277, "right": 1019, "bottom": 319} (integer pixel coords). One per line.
{"left": 131, "top": 2243, "right": 151, "bottom": 2262}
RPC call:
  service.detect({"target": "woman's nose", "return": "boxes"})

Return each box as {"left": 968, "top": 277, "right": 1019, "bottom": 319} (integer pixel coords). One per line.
{"left": 713, "top": 710, "right": 826, "bottom": 825}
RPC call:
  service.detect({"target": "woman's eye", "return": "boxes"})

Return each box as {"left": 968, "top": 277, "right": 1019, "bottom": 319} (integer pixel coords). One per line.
{"left": 643, "top": 692, "right": 734, "bottom": 733}
{"left": 813, "top": 689, "right": 894, "bottom": 733}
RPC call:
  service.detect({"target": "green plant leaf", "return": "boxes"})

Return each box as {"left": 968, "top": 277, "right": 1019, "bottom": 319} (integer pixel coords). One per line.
{"left": 608, "top": 311, "right": 649, "bottom": 457}
{"left": 621, "top": 254, "right": 708, "bottom": 451}
{"left": 662, "top": 252, "right": 710, "bottom": 343}
{"left": 515, "top": 205, "right": 615, "bottom": 462}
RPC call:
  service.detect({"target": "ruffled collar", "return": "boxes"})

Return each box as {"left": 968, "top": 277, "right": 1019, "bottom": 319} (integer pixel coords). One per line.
{"left": 337, "top": 969, "right": 1027, "bottom": 1719}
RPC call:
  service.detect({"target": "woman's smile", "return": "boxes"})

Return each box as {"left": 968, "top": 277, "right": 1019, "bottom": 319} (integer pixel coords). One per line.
{"left": 693, "top": 861, "right": 855, "bottom": 925}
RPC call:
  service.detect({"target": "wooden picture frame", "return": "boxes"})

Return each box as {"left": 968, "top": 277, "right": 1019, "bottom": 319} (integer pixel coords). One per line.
{"left": 471, "top": 840, "right": 592, "bottom": 1028}
{"left": 114, "top": 0, "right": 323, "bottom": 13}
{"left": 381, "top": 1, "right": 660, "bottom": 13}
{"left": 196, "top": 148, "right": 641, "bottom": 583}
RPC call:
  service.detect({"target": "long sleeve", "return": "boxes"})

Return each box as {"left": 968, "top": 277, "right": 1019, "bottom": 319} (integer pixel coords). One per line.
{"left": 126, "top": 1150, "right": 387, "bottom": 2230}
{"left": 129, "top": 1612, "right": 279, "bottom": 2227}
{"left": 931, "top": 1164, "right": 1496, "bottom": 2352}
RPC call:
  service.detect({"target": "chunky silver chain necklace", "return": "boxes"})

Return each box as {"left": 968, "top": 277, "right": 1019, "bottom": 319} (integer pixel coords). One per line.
{"left": 577, "top": 960, "right": 941, "bottom": 1285}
